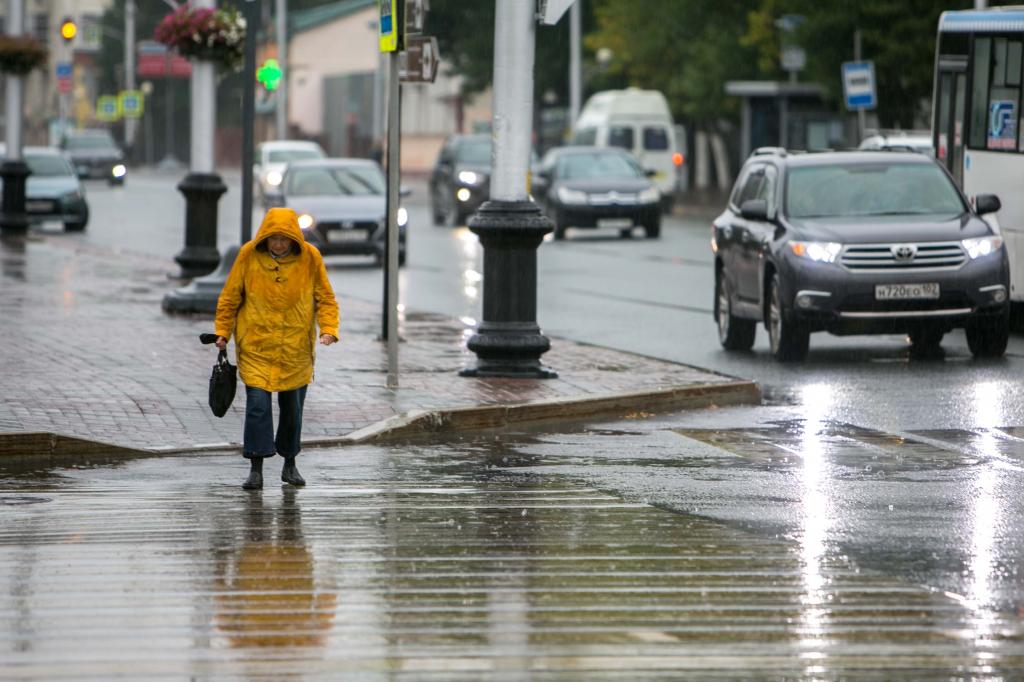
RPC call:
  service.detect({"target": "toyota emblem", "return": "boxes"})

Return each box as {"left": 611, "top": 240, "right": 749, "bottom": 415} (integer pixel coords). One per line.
{"left": 891, "top": 244, "right": 917, "bottom": 262}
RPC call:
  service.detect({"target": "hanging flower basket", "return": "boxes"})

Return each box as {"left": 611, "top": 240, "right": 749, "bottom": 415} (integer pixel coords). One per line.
{"left": 155, "top": 4, "right": 246, "bottom": 71}
{"left": 0, "top": 35, "right": 48, "bottom": 76}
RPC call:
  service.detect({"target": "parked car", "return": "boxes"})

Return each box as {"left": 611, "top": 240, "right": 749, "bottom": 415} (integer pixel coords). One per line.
{"left": 429, "top": 134, "right": 493, "bottom": 227}
{"left": 712, "top": 148, "right": 1008, "bottom": 361}
{"left": 571, "top": 88, "right": 680, "bottom": 212}
{"left": 0, "top": 145, "right": 89, "bottom": 231}
{"left": 858, "top": 130, "right": 935, "bottom": 155}
{"left": 266, "top": 158, "right": 407, "bottom": 266}
{"left": 59, "top": 129, "right": 126, "bottom": 185}
{"left": 255, "top": 140, "right": 326, "bottom": 205}
{"left": 532, "top": 146, "right": 661, "bottom": 240}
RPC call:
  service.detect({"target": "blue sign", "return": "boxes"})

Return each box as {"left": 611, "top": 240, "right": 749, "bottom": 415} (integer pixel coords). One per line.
{"left": 56, "top": 62, "right": 72, "bottom": 79}
{"left": 841, "top": 61, "right": 876, "bottom": 111}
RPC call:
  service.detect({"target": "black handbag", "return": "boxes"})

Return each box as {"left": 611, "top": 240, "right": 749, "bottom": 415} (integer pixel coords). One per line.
{"left": 200, "top": 334, "right": 237, "bottom": 418}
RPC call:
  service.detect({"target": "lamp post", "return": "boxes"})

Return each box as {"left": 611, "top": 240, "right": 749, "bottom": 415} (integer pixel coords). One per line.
{"left": 0, "top": 0, "right": 29, "bottom": 238}
{"left": 172, "top": 0, "right": 227, "bottom": 279}
{"left": 460, "top": 0, "right": 556, "bottom": 379}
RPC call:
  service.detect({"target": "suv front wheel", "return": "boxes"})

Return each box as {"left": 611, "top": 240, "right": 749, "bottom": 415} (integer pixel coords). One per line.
{"left": 966, "top": 310, "right": 1009, "bottom": 358}
{"left": 767, "top": 273, "right": 809, "bottom": 362}
{"left": 716, "top": 271, "right": 755, "bottom": 350}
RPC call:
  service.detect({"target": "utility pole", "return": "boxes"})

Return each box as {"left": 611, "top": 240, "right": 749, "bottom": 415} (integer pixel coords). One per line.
{"left": 125, "top": 0, "right": 137, "bottom": 154}
{"left": 568, "top": 0, "right": 581, "bottom": 129}
{"left": 460, "top": 0, "right": 556, "bottom": 379}
{"left": 275, "top": 0, "right": 287, "bottom": 139}
{"left": 854, "top": 29, "right": 866, "bottom": 143}
{"left": 975, "top": 0, "right": 987, "bottom": 8}
{"left": 0, "top": 0, "right": 29, "bottom": 237}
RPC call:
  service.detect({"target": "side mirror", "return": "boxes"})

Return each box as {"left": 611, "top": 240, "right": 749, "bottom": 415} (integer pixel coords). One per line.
{"left": 400, "top": 185, "right": 413, "bottom": 198}
{"left": 740, "top": 198, "right": 769, "bottom": 221}
{"left": 976, "top": 194, "right": 1001, "bottom": 216}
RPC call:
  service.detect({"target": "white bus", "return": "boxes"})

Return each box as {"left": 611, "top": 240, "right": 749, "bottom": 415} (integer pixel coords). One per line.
{"left": 933, "top": 8, "right": 1024, "bottom": 301}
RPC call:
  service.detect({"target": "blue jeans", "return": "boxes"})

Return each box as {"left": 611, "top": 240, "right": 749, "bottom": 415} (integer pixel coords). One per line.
{"left": 243, "top": 385, "right": 307, "bottom": 459}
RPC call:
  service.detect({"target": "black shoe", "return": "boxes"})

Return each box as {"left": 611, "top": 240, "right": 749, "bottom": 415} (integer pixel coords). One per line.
{"left": 242, "top": 458, "right": 264, "bottom": 490}
{"left": 281, "top": 458, "right": 306, "bottom": 486}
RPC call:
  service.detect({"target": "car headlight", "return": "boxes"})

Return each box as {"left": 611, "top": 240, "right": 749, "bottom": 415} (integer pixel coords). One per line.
{"left": 297, "top": 213, "right": 315, "bottom": 230}
{"left": 638, "top": 187, "right": 661, "bottom": 204}
{"left": 962, "top": 236, "right": 1003, "bottom": 259}
{"left": 557, "top": 187, "right": 589, "bottom": 205}
{"left": 111, "top": 164, "right": 127, "bottom": 178}
{"left": 397, "top": 207, "right": 408, "bottom": 227}
{"left": 61, "top": 190, "right": 82, "bottom": 202}
{"left": 456, "top": 188, "right": 472, "bottom": 202}
{"left": 458, "top": 170, "right": 482, "bottom": 185}
{"left": 266, "top": 171, "right": 283, "bottom": 187}
{"left": 789, "top": 241, "right": 842, "bottom": 263}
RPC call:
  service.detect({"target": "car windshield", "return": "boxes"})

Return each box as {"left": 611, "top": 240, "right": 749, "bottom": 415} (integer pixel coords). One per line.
{"left": 268, "top": 148, "right": 323, "bottom": 164}
{"left": 557, "top": 152, "right": 642, "bottom": 180}
{"left": 286, "top": 166, "right": 385, "bottom": 197}
{"left": 456, "top": 139, "right": 491, "bottom": 165}
{"left": 64, "top": 135, "right": 116, "bottom": 151}
{"left": 785, "top": 163, "right": 965, "bottom": 219}
{"left": 26, "top": 155, "right": 73, "bottom": 177}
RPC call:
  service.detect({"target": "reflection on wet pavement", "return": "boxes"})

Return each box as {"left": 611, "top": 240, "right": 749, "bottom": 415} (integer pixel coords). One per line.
{"left": 1, "top": 443, "right": 1023, "bottom": 677}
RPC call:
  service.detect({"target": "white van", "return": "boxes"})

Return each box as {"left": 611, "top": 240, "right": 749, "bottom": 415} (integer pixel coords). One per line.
{"left": 571, "top": 88, "right": 679, "bottom": 211}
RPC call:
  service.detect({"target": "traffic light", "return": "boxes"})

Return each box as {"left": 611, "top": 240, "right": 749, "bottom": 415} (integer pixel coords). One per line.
{"left": 59, "top": 17, "right": 77, "bottom": 43}
{"left": 256, "top": 59, "right": 282, "bottom": 92}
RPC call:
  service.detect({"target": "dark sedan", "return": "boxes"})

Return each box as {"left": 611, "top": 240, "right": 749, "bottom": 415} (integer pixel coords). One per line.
{"left": 533, "top": 146, "right": 662, "bottom": 240}
{"left": 0, "top": 146, "right": 89, "bottom": 231}
{"left": 429, "top": 134, "right": 492, "bottom": 227}
{"left": 267, "top": 159, "right": 407, "bottom": 266}
{"left": 712, "top": 149, "right": 1008, "bottom": 361}
{"left": 59, "top": 129, "right": 127, "bottom": 185}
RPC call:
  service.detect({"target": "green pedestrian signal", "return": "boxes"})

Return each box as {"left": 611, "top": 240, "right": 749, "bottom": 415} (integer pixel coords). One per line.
{"left": 257, "top": 59, "right": 282, "bottom": 92}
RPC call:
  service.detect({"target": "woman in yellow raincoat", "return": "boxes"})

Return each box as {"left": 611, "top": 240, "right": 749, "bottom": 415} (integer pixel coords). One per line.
{"left": 214, "top": 208, "right": 339, "bottom": 490}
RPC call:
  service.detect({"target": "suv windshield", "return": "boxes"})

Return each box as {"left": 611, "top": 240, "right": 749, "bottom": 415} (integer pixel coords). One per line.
{"left": 64, "top": 135, "right": 117, "bottom": 151}
{"left": 786, "top": 163, "right": 965, "bottom": 219}
{"left": 557, "top": 152, "right": 642, "bottom": 180}
{"left": 286, "top": 166, "right": 385, "bottom": 197}
{"left": 456, "top": 139, "right": 491, "bottom": 165}
{"left": 268, "top": 148, "right": 323, "bottom": 164}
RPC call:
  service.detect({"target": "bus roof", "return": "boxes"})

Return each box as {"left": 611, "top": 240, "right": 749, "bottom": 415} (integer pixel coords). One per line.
{"left": 939, "top": 9, "right": 1024, "bottom": 33}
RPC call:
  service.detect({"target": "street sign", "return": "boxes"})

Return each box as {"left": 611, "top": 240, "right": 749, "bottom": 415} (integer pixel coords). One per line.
{"left": 400, "top": 35, "right": 439, "bottom": 83}
{"left": 119, "top": 90, "right": 144, "bottom": 119}
{"left": 539, "top": 0, "right": 577, "bottom": 25}
{"left": 96, "top": 95, "right": 120, "bottom": 122}
{"left": 56, "top": 62, "right": 72, "bottom": 94}
{"left": 378, "top": 0, "right": 398, "bottom": 52}
{"left": 842, "top": 60, "right": 877, "bottom": 111}
{"left": 406, "top": 0, "right": 428, "bottom": 34}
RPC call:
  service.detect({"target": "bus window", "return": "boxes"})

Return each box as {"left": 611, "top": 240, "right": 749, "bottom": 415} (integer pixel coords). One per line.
{"left": 969, "top": 38, "right": 991, "bottom": 149}
{"left": 608, "top": 126, "right": 634, "bottom": 150}
{"left": 987, "top": 38, "right": 1021, "bottom": 150}
{"left": 643, "top": 127, "right": 669, "bottom": 151}
{"left": 572, "top": 127, "right": 597, "bottom": 145}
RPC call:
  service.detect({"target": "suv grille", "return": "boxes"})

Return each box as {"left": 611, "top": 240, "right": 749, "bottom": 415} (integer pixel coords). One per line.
{"left": 840, "top": 242, "right": 966, "bottom": 271}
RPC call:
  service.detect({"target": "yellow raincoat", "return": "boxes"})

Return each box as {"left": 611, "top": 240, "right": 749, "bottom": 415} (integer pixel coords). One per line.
{"left": 215, "top": 208, "right": 339, "bottom": 392}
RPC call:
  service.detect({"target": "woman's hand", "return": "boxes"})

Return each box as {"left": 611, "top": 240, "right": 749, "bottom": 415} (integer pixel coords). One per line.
{"left": 215, "top": 336, "right": 227, "bottom": 350}
{"left": 320, "top": 334, "right": 337, "bottom": 346}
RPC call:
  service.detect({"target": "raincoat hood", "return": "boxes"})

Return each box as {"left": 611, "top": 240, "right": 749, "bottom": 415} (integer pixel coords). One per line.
{"left": 254, "top": 207, "right": 305, "bottom": 251}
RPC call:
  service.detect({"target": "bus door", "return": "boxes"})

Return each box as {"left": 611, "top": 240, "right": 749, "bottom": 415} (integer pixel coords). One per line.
{"left": 935, "top": 61, "right": 967, "bottom": 186}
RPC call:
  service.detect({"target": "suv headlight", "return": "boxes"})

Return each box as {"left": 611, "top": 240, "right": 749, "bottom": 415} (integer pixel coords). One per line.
{"left": 962, "top": 236, "right": 1003, "bottom": 259}
{"left": 297, "top": 213, "right": 315, "bottom": 230}
{"left": 458, "top": 170, "right": 483, "bottom": 185}
{"left": 557, "top": 187, "right": 588, "bottom": 205}
{"left": 638, "top": 187, "right": 660, "bottom": 204}
{"left": 789, "top": 241, "right": 842, "bottom": 263}
{"left": 111, "top": 164, "right": 127, "bottom": 178}
{"left": 397, "top": 207, "right": 408, "bottom": 227}
{"left": 266, "top": 170, "right": 283, "bottom": 187}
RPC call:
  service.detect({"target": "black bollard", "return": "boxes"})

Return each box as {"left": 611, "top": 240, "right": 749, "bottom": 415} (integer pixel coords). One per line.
{"left": 459, "top": 199, "right": 557, "bottom": 379}
{"left": 173, "top": 171, "right": 227, "bottom": 279}
{"left": 0, "top": 160, "right": 30, "bottom": 237}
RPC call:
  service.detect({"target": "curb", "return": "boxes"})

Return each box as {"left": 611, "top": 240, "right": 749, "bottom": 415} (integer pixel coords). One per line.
{"left": 1, "top": 380, "right": 760, "bottom": 459}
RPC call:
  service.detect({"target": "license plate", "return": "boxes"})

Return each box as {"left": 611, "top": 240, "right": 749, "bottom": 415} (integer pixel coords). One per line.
{"left": 597, "top": 218, "right": 633, "bottom": 229}
{"left": 875, "top": 283, "right": 940, "bottom": 300}
{"left": 328, "top": 229, "right": 366, "bottom": 242}
{"left": 26, "top": 201, "right": 54, "bottom": 212}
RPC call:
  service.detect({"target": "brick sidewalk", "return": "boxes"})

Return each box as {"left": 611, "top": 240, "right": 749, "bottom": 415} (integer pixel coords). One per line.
{"left": 0, "top": 234, "right": 755, "bottom": 452}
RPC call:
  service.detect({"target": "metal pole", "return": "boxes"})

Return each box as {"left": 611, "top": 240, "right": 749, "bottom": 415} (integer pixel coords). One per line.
{"left": 384, "top": 51, "right": 400, "bottom": 388}
{"left": 5, "top": 0, "right": 22, "bottom": 158}
{"left": 125, "top": 0, "right": 137, "bottom": 151}
{"left": 191, "top": 0, "right": 215, "bottom": 174}
{"left": 0, "top": 0, "right": 29, "bottom": 236}
{"left": 275, "top": 0, "right": 287, "bottom": 139}
{"left": 240, "top": 0, "right": 259, "bottom": 242}
{"left": 568, "top": 0, "right": 581, "bottom": 128}
{"left": 492, "top": 0, "right": 534, "bottom": 202}
{"left": 855, "top": 29, "right": 866, "bottom": 142}
{"left": 975, "top": 0, "right": 987, "bottom": 8}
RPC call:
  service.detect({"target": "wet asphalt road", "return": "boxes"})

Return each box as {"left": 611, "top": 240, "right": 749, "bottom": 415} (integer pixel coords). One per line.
{"left": 51, "top": 170, "right": 1024, "bottom": 643}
